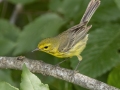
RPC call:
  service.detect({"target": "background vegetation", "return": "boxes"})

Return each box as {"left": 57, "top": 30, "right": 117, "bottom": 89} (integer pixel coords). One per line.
{"left": 0, "top": 0, "right": 120, "bottom": 89}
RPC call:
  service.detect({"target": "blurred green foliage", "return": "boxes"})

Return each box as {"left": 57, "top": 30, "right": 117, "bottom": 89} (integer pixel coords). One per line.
{"left": 20, "top": 65, "right": 49, "bottom": 90}
{"left": 0, "top": 82, "right": 19, "bottom": 90}
{"left": 0, "top": 0, "right": 120, "bottom": 89}
{"left": 0, "top": 65, "right": 49, "bottom": 90}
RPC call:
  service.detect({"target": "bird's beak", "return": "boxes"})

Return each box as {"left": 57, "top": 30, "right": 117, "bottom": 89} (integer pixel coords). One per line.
{"left": 32, "top": 48, "right": 39, "bottom": 52}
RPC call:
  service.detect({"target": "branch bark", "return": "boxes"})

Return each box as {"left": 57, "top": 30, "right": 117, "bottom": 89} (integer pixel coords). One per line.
{"left": 0, "top": 56, "right": 119, "bottom": 90}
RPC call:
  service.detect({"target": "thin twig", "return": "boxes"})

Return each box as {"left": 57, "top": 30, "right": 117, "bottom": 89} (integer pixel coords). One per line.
{"left": 10, "top": 3, "right": 23, "bottom": 24}
{"left": 0, "top": 56, "right": 119, "bottom": 90}
{"left": 0, "top": 0, "right": 3, "bottom": 3}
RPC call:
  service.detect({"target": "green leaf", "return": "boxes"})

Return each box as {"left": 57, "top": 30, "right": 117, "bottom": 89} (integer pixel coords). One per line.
{"left": 0, "top": 70, "right": 15, "bottom": 86}
{"left": 0, "top": 82, "right": 19, "bottom": 90}
{"left": 0, "top": 19, "right": 20, "bottom": 55}
{"left": 92, "top": 0, "right": 120, "bottom": 22}
{"left": 14, "top": 13, "right": 65, "bottom": 55}
{"left": 71, "top": 24, "right": 120, "bottom": 78}
{"left": 0, "top": 19, "right": 20, "bottom": 42}
{"left": 8, "top": 0, "right": 36, "bottom": 4}
{"left": 49, "top": 0, "right": 88, "bottom": 20}
{"left": 115, "top": 0, "right": 120, "bottom": 9}
{"left": 20, "top": 64, "right": 49, "bottom": 90}
{"left": 0, "top": 39, "right": 15, "bottom": 55}
{"left": 107, "top": 65, "right": 120, "bottom": 88}
{"left": 49, "top": 0, "right": 120, "bottom": 22}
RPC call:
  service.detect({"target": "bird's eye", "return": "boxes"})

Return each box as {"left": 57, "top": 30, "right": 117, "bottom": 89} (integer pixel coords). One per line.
{"left": 44, "top": 46, "right": 48, "bottom": 49}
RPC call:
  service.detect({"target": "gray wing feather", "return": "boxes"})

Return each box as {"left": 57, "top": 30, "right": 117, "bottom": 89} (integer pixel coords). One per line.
{"left": 58, "top": 24, "right": 90, "bottom": 52}
{"left": 80, "top": 0, "right": 100, "bottom": 23}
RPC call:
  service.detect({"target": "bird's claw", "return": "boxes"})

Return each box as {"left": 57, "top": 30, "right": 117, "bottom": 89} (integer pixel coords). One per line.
{"left": 71, "top": 70, "right": 79, "bottom": 76}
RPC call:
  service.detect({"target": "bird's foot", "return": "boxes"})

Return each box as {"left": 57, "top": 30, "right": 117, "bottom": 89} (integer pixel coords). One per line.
{"left": 71, "top": 70, "right": 79, "bottom": 76}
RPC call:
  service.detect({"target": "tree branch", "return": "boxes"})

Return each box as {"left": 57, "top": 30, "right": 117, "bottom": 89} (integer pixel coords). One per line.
{"left": 0, "top": 56, "right": 119, "bottom": 90}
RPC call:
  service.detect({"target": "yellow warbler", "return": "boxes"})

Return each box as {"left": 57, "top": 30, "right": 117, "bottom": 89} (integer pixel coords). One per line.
{"left": 32, "top": 0, "right": 100, "bottom": 71}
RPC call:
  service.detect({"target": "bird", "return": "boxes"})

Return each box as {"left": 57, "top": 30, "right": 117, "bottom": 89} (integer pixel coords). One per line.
{"left": 32, "top": 0, "right": 101, "bottom": 71}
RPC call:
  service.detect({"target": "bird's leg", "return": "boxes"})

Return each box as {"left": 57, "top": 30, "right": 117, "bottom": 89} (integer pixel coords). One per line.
{"left": 52, "top": 58, "right": 69, "bottom": 70}
{"left": 55, "top": 58, "right": 69, "bottom": 67}
{"left": 74, "top": 55, "right": 82, "bottom": 71}
{"left": 71, "top": 55, "right": 82, "bottom": 76}
{"left": 74, "top": 60, "right": 81, "bottom": 72}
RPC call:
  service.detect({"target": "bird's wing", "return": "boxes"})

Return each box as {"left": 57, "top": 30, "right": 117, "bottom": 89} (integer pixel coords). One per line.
{"left": 58, "top": 23, "right": 91, "bottom": 52}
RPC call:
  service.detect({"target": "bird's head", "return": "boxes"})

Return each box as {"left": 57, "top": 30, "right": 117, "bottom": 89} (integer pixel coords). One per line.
{"left": 32, "top": 38, "right": 56, "bottom": 54}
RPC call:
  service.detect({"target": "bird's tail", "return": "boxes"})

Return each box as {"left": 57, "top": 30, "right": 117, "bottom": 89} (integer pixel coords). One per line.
{"left": 80, "top": 0, "right": 100, "bottom": 24}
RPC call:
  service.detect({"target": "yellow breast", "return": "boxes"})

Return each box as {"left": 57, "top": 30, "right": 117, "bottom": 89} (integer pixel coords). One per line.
{"left": 49, "top": 35, "right": 88, "bottom": 58}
